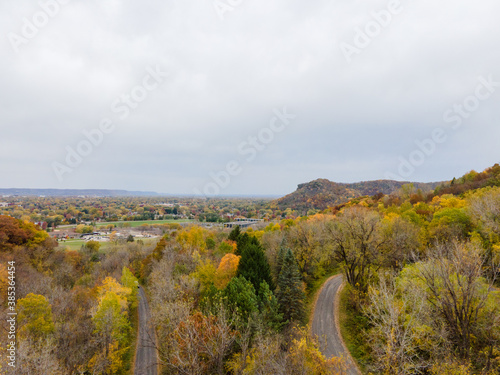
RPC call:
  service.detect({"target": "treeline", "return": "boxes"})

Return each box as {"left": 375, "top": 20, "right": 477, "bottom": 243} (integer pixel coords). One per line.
{"left": 437, "top": 163, "right": 500, "bottom": 196}
{"left": 0, "top": 215, "right": 150, "bottom": 374}
{"left": 0, "top": 196, "right": 279, "bottom": 227}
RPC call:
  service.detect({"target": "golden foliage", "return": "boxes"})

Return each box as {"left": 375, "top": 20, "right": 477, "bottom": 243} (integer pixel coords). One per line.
{"left": 177, "top": 226, "right": 209, "bottom": 252}
{"left": 192, "top": 259, "right": 217, "bottom": 292}
{"left": 96, "top": 277, "right": 131, "bottom": 310}
{"left": 215, "top": 253, "right": 241, "bottom": 289}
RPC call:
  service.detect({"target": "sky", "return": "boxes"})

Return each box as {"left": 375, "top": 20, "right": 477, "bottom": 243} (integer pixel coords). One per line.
{"left": 1, "top": 0, "right": 499, "bottom": 196}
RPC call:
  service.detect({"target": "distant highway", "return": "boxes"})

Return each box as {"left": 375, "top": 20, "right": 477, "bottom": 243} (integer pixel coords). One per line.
{"left": 311, "top": 275, "right": 360, "bottom": 375}
{"left": 135, "top": 286, "right": 158, "bottom": 375}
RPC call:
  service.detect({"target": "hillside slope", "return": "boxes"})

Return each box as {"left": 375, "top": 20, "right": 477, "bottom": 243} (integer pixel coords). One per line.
{"left": 435, "top": 163, "right": 500, "bottom": 196}
{"left": 276, "top": 178, "right": 440, "bottom": 211}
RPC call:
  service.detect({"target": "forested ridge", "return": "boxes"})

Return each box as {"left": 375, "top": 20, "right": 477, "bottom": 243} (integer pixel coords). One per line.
{"left": 274, "top": 178, "right": 440, "bottom": 212}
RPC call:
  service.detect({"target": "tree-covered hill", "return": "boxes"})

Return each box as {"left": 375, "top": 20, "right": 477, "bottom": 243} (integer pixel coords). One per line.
{"left": 275, "top": 178, "right": 441, "bottom": 212}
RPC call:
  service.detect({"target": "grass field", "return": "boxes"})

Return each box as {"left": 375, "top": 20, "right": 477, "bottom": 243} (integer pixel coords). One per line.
{"left": 59, "top": 238, "right": 158, "bottom": 251}
{"left": 59, "top": 239, "right": 93, "bottom": 251}
{"left": 94, "top": 219, "right": 193, "bottom": 227}
{"left": 59, "top": 219, "right": 193, "bottom": 229}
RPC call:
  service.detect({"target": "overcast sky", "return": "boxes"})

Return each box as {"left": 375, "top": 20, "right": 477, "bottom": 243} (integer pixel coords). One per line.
{"left": 1, "top": 0, "right": 499, "bottom": 196}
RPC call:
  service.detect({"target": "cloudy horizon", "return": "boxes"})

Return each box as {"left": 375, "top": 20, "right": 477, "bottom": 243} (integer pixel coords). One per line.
{"left": 1, "top": 0, "right": 499, "bottom": 196}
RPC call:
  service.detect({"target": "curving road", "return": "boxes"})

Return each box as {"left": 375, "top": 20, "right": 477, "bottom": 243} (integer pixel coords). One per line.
{"left": 135, "top": 286, "right": 158, "bottom": 375}
{"left": 311, "top": 275, "right": 360, "bottom": 375}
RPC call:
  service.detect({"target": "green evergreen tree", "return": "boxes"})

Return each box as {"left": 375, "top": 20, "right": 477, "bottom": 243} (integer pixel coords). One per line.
{"left": 237, "top": 242, "right": 274, "bottom": 293}
{"left": 276, "top": 248, "right": 305, "bottom": 323}
{"left": 228, "top": 225, "right": 261, "bottom": 255}
{"left": 235, "top": 233, "right": 251, "bottom": 255}
{"left": 228, "top": 225, "right": 241, "bottom": 242}
{"left": 275, "top": 246, "right": 287, "bottom": 278}
{"left": 223, "top": 276, "right": 258, "bottom": 324}
{"left": 258, "top": 281, "right": 285, "bottom": 331}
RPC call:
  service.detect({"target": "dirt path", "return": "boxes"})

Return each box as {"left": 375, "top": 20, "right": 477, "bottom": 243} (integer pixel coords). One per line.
{"left": 134, "top": 286, "right": 158, "bottom": 375}
{"left": 311, "top": 275, "right": 360, "bottom": 375}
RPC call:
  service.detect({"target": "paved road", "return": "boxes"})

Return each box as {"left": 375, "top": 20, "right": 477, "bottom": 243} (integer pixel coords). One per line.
{"left": 311, "top": 275, "right": 360, "bottom": 375}
{"left": 135, "top": 286, "right": 158, "bottom": 375}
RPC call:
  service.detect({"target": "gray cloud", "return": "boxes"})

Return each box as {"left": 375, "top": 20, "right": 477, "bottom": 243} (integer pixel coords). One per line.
{"left": 1, "top": 0, "right": 499, "bottom": 195}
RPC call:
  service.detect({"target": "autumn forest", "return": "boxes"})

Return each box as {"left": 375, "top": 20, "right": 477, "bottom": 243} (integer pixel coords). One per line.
{"left": 1, "top": 165, "right": 500, "bottom": 374}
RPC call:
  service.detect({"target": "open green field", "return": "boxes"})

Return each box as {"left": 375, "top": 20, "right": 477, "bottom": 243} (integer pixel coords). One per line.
{"left": 94, "top": 219, "right": 193, "bottom": 227}
{"left": 59, "top": 239, "right": 94, "bottom": 251}
{"left": 59, "top": 238, "right": 159, "bottom": 251}
{"left": 59, "top": 219, "right": 193, "bottom": 229}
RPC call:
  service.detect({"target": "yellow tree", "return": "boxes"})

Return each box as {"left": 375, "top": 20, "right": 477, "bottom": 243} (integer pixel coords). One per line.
{"left": 0, "top": 264, "right": 7, "bottom": 304}
{"left": 215, "top": 253, "right": 241, "bottom": 289}
{"left": 177, "top": 226, "right": 208, "bottom": 252}
{"left": 288, "top": 327, "right": 350, "bottom": 374}
{"left": 120, "top": 267, "right": 138, "bottom": 308}
{"left": 96, "top": 276, "right": 131, "bottom": 310}
{"left": 89, "top": 276, "right": 132, "bottom": 374}
{"left": 90, "top": 291, "right": 131, "bottom": 374}
{"left": 17, "top": 293, "right": 55, "bottom": 341}
{"left": 192, "top": 259, "right": 217, "bottom": 293}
